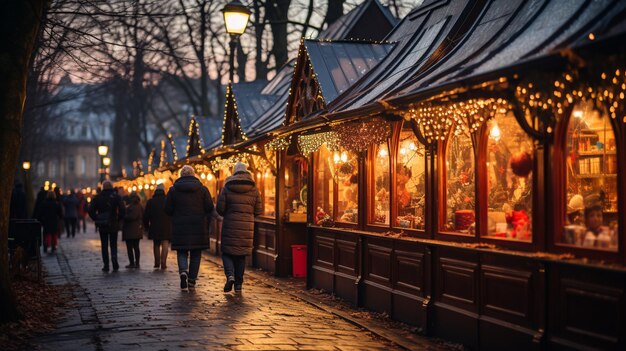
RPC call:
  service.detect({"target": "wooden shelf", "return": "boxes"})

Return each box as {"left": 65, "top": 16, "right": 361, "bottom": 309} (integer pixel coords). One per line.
{"left": 578, "top": 150, "right": 616, "bottom": 156}
{"left": 576, "top": 173, "right": 617, "bottom": 179}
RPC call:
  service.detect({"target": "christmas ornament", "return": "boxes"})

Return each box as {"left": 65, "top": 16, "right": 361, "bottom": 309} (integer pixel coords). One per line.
{"left": 510, "top": 151, "right": 533, "bottom": 177}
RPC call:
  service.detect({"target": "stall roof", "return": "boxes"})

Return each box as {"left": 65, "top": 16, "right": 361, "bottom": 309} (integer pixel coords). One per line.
{"left": 231, "top": 81, "right": 277, "bottom": 131}
{"left": 304, "top": 39, "right": 395, "bottom": 103}
{"left": 324, "top": 0, "right": 484, "bottom": 114}
{"left": 317, "top": 0, "right": 397, "bottom": 41}
{"left": 385, "top": 0, "right": 626, "bottom": 106}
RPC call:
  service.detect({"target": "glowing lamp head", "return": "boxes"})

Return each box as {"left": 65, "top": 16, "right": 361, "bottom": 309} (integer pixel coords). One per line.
{"left": 22, "top": 161, "right": 31, "bottom": 170}
{"left": 489, "top": 123, "right": 501, "bottom": 142}
{"left": 98, "top": 145, "right": 108, "bottom": 156}
{"left": 102, "top": 157, "right": 111, "bottom": 167}
{"left": 223, "top": 0, "right": 251, "bottom": 35}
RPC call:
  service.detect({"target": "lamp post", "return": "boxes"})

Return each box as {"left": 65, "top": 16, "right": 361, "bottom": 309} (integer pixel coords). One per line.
{"left": 22, "top": 161, "right": 34, "bottom": 216}
{"left": 102, "top": 157, "right": 111, "bottom": 180}
{"left": 222, "top": 0, "right": 251, "bottom": 83}
{"left": 98, "top": 144, "right": 108, "bottom": 183}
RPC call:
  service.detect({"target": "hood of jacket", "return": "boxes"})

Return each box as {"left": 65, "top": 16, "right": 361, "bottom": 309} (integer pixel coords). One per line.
{"left": 225, "top": 172, "right": 256, "bottom": 193}
{"left": 153, "top": 189, "right": 165, "bottom": 197}
{"left": 173, "top": 176, "right": 202, "bottom": 193}
{"left": 101, "top": 188, "right": 116, "bottom": 197}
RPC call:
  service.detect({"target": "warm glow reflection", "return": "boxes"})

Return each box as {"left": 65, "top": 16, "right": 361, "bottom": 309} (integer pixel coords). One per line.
{"left": 489, "top": 123, "right": 501, "bottom": 141}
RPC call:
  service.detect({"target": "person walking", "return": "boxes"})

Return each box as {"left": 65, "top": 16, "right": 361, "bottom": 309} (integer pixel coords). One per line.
{"left": 143, "top": 183, "right": 171, "bottom": 270}
{"left": 89, "top": 181, "right": 125, "bottom": 272}
{"left": 37, "top": 191, "right": 63, "bottom": 253}
{"left": 62, "top": 189, "right": 79, "bottom": 238}
{"left": 76, "top": 191, "right": 88, "bottom": 233}
{"left": 164, "top": 165, "right": 214, "bottom": 291}
{"left": 10, "top": 180, "right": 27, "bottom": 220}
{"left": 122, "top": 193, "right": 143, "bottom": 269}
{"left": 216, "top": 162, "right": 262, "bottom": 293}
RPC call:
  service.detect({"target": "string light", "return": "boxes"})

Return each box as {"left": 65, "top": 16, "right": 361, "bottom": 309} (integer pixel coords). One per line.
{"left": 297, "top": 131, "right": 339, "bottom": 154}
{"left": 221, "top": 84, "right": 248, "bottom": 145}
{"left": 267, "top": 135, "right": 291, "bottom": 150}
{"left": 186, "top": 115, "right": 205, "bottom": 157}
{"left": 334, "top": 118, "right": 391, "bottom": 153}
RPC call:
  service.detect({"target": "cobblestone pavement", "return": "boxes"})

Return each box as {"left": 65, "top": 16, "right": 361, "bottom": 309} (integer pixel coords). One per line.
{"left": 35, "top": 226, "right": 404, "bottom": 351}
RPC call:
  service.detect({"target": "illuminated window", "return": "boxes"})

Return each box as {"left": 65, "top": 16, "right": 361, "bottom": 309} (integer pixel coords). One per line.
{"left": 370, "top": 142, "right": 390, "bottom": 225}
{"left": 395, "top": 123, "right": 425, "bottom": 230}
{"left": 484, "top": 112, "right": 533, "bottom": 241}
{"left": 444, "top": 128, "right": 475, "bottom": 234}
{"left": 561, "top": 101, "right": 618, "bottom": 251}
{"left": 335, "top": 149, "right": 358, "bottom": 223}
{"left": 314, "top": 145, "right": 335, "bottom": 226}
{"left": 263, "top": 170, "right": 276, "bottom": 217}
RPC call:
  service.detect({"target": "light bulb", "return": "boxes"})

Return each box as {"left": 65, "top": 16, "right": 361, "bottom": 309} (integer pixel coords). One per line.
{"left": 489, "top": 123, "right": 501, "bottom": 141}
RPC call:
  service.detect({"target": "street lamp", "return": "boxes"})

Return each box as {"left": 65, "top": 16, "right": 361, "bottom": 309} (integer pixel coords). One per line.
{"left": 98, "top": 144, "right": 108, "bottom": 183}
{"left": 222, "top": 0, "right": 251, "bottom": 83}
{"left": 22, "top": 161, "right": 31, "bottom": 170}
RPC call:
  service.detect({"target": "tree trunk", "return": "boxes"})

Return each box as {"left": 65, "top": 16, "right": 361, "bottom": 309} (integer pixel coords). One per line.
{"left": 324, "top": 0, "right": 344, "bottom": 27}
{"left": 0, "top": 0, "right": 49, "bottom": 324}
{"left": 265, "top": 0, "right": 291, "bottom": 70}
{"left": 252, "top": 0, "right": 268, "bottom": 80}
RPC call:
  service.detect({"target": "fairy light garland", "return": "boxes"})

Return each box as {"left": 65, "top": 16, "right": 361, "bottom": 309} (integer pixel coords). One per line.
{"left": 405, "top": 98, "right": 511, "bottom": 142}
{"left": 334, "top": 119, "right": 391, "bottom": 153}
{"left": 147, "top": 148, "right": 156, "bottom": 172}
{"left": 159, "top": 140, "right": 167, "bottom": 167}
{"left": 221, "top": 84, "right": 248, "bottom": 145}
{"left": 267, "top": 135, "right": 292, "bottom": 150}
{"left": 209, "top": 154, "right": 248, "bottom": 173}
{"left": 167, "top": 133, "right": 178, "bottom": 162}
{"left": 297, "top": 131, "right": 339, "bottom": 154}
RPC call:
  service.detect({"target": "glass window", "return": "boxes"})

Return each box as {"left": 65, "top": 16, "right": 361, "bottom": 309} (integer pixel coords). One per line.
{"left": 284, "top": 155, "right": 308, "bottom": 222}
{"left": 371, "top": 142, "right": 390, "bottom": 225}
{"left": 335, "top": 149, "right": 358, "bottom": 223}
{"left": 80, "top": 157, "right": 87, "bottom": 176}
{"left": 68, "top": 155, "right": 75, "bottom": 173}
{"left": 37, "top": 162, "right": 45, "bottom": 177}
{"left": 444, "top": 128, "right": 475, "bottom": 234}
{"left": 263, "top": 170, "right": 276, "bottom": 217}
{"left": 560, "top": 102, "right": 618, "bottom": 251}
{"left": 484, "top": 112, "right": 533, "bottom": 241}
{"left": 314, "top": 145, "right": 335, "bottom": 226}
{"left": 395, "top": 124, "right": 426, "bottom": 230}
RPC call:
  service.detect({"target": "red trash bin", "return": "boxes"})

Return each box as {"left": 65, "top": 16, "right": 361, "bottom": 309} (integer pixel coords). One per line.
{"left": 291, "top": 245, "right": 307, "bottom": 277}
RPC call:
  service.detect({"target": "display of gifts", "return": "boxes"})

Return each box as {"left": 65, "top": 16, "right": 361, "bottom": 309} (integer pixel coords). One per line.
{"left": 455, "top": 210, "right": 475, "bottom": 231}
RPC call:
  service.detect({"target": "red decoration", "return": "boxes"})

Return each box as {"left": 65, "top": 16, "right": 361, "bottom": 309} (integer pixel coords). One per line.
{"left": 510, "top": 151, "right": 533, "bottom": 177}
{"left": 455, "top": 210, "right": 475, "bottom": 231}
{"left": 511, "top": 209, "right": 530, "bottom": 240}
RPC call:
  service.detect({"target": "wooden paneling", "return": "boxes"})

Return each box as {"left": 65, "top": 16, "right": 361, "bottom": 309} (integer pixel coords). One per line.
{"left": 254, "top": 223, "right": 276, "bottom": 274}
{"left": 549, "top": 266, "right": 625, "bottom": 350}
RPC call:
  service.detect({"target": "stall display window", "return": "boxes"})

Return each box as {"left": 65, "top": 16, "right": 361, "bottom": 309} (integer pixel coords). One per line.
{"left": 204, "top": 172, "right": 218, "bottom": 203}
{"left": 444, "top": 128, "right": 475, "bottom": 234}
{"left": 395, "top": 125, "right": 426, "bottom": 230}
{"left": 561, "top": 102, "right": 618, "bottom": 251}
{"left": 371, "top": 142, "right": 390, "bottom": 225}
{"left": 284, "top": 155, "right": 308, "bottom": 222}
{"left": 484, "top": 112, "right": 533, "bottom": 241}
{"left": 262, "top": 170, "right": 276, "bottom": 217}
{"left": 335, "top": 149, "right": 358, "bottom": 223}
{"left": 314, "top": 145, "right": 335, "bottom": 226}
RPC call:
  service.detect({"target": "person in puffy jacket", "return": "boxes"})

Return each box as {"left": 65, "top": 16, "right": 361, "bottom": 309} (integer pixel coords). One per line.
{"left": 122, "top": 193, "right": 143, "bottom": 268}
{"left": 62, "top": 189, "right": 79, "bottom": 238}
{"left": 88, "top": 181, "right": 125, "bottom": 272}
{"left": 165, "top": 165, "right": 214, "bottom": 291}
{"left": 144, "top": 184, "right": 171, "bottom": 269}
{"left": 216, "top": 162, "right": 262, "bottom": 293}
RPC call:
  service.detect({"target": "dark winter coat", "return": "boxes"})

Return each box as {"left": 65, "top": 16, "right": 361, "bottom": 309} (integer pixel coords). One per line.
{"left": 216, "top": 171, "right": 263, "bottom": 256}
{"left": 164, "top": 176, "right": 214, "bottom": 250}
{"left": 37, "top": 198, "right": 63, "bottom": 234}
{"left": 10, "top": 183, "right": 27, "bottom": 219}
{"left": 88, "top": 188, "right": 125, "bottom": 232}
{"left": 33, "top": 188, "right": 47, "bottom": 219}
{"left": 122, "top": 201, "right": 143, "bottom": 240}
{"left": 62, "top": 194, "right": 79, "bottom": 219}
{"left": 143, "top": 190, "right": 171, "bottom": 241}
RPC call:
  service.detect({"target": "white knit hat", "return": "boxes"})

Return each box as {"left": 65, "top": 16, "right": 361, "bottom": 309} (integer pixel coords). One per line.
{"left": 156, "top": 183, "right": 165, "bottom": 191}
{"left": 180, "top": 165, "right": 195, "bottom": 177}
{"left": 233, "top": 162, "right": 247, "bottom": 174}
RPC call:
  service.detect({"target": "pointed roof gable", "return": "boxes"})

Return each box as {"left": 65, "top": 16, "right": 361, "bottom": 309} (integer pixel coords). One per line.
{"left": 318, "top": 0, "right": 397, "bottom": 41}
{"left": 185, "top": 116, "right": 204, "bottom": 158}
{"left": 221, "top": 83, "right": 248, "bottom": 146}
{"left": 285, "top": 39, "right": 394, "bottom": 124}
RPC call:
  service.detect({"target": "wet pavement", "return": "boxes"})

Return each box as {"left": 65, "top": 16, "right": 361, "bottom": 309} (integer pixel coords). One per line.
{"left": 35, "top": 226, "right": 404, "bottom": 350}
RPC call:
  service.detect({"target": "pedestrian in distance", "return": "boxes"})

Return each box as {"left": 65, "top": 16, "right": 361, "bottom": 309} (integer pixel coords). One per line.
{"left": 62, "top": 189, "right": 79, "bottom": 238}
{"left": 37, "top": 191, "right": 63, "bottom": 253}
{"left": 143, "top": 183, "right": 171, "bottom": 270}
{"left": 122, "top": 193, "right": 143, "bottom": 269}
{"left": 89, "top": 181, "right": 125, "bottom": 272}
{"left": 216, "top": 162, "right": 262, "bottom": 293}
{"left": 164, "top": 165, "right": 214, "bottom": 292}
{"left": 10, "top": 179, "right": 27, "bottom": 220}
{"left": 76, "top": 191, "right": 88, "bottom": 233}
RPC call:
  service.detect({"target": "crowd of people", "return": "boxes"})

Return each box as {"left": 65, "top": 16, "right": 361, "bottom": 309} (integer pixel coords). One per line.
{"left": 11, "top": 162, "right": 263, "bottom": 293}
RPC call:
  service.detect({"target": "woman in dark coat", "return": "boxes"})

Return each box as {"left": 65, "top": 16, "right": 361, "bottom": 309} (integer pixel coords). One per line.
{"left": 216, "top": 162, "right": 262, "bottom": 293}
{"left": 122, "top": 193, "right": 143, "bottom": 268}
{"left": 37, "top": 191, "right": 63, "bottom": 253}
{"left": 165, "top": 165, "right": 214, "bottom": 291}
{"left": 144, "top": 184, "right": 171, "bottom": 269}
